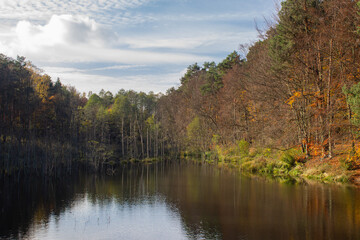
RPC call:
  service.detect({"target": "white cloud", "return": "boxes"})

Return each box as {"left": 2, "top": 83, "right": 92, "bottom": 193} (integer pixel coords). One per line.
{"left": 153, "top": 11, "right": 270, "bottom": 23}
{"left": 43, "top": 64, "right": 145, "bottom": 73}
{"left": 126, "top": 38, "right": 206, "bottom": 49}
{"left": 0, "top": 14, "right": 211, "bottom": 65}
{"left": 13, "top": 15, "right": 113, "bottom": 51}
{"left": 124, "top": 31, "right": 257, "bottom": 50}
{"left": 91, "top": 65, "right": 146, "bottom": 71}
{"left": 0, "top": 0, "right": 152, "bottom": 24}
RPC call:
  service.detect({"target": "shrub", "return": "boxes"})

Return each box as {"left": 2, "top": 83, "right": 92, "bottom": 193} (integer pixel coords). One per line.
{"left": 241, "top": 156, "right": 252, "bottom": 163}
{"left": 204, "top": 151, "right": 214, "bottom": 160}
{"left": 241, "top": 158, "right": 267, "bottom": 173}
{"left": 342, "top": 149, "right": 359, "bottom": 170}
{"left": 288, "top": 165, "right": 303, "bottom": 178}
{"left": 280, "top": 149, "right": 302, "bottom": 168}
{"left": 263, "top": 148, "right": 272, "bottom": 157}
{"left": 263, "top": 161, "right": 276, "bottom": 174}
{"left": 215, "top": 145, "right": 225, "bottom": 162}
{"left": 241, "top": 160, "right": 258, "bottom": 173}
{"left": 238, "top": 139, "right": 250, "bottom": 157}
{"left": 281, "top": 152, "right": 295, "bottom": 168}
{"left": 340, "top": 158, "right": 354, "bottom": 170}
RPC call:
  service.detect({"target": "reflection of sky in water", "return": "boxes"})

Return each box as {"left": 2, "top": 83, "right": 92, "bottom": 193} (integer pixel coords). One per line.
{"left": 3, "top": 163, "right": 359, "bottom": 240}
{"left": 26, "top": 194, "right": 188, "bottom": 240}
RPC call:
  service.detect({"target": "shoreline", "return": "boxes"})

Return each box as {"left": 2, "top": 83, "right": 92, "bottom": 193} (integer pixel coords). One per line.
{"left": 181, "top": 147, "right": 360, "bottom": 186}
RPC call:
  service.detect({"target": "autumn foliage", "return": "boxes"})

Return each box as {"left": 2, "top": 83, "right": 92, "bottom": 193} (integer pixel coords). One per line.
{"left": 157, "top": 0, "right": 360, "bottom": 166}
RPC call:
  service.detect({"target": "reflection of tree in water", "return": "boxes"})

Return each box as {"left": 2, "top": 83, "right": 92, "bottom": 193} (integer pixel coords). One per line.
{"left": 0, "top": 174, "right": 83, "bottom": 239}
{"left": 1, "top": 162, "right": 360, "bottom": 239}
{"left": 153, "top": 162, "right": 360, "bottom": 240}
{"left": 0, "top": 163, "right": 169, "bottom": 239}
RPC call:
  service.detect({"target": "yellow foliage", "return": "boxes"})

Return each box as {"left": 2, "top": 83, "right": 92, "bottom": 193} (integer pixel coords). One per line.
{"left": 286, "top": 91, "right": 301, "bottom": 107}
{"left": 347, "top": 145, "right": 360, "bottom": 167}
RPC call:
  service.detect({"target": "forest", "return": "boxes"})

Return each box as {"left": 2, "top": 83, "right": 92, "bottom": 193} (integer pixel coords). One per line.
{"left": 1, "top": 0, "right": 360, "bottom": 179}
{"left": 0, "top": 54, "right": 164, "bottom": 176}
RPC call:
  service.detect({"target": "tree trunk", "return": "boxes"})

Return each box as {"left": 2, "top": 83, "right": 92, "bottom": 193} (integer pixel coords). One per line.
{"left": 121, "top": 117, "right": 125, "bottom": 158}
{"left": 147, "top": 128, "right": 149, "bottom": 158}
{"left": 327, "top": 39, "right": 333, "bottom": 158}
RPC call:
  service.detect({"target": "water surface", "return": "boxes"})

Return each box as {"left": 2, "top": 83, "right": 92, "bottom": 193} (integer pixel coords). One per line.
{"left": 1, "top": 162, "right": 360, "bottom": 239}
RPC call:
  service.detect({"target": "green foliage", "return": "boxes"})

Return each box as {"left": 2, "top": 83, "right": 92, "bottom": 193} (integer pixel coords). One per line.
{"left": 281, "top": 152, "right": 295, "bottom": 168}
{"left": 204, "top": 151, "right": 215, "bottom": 160}
{"left": 99, "top": 90, "right": 113, "bottom": 107}
{"left": 214, "top": 145, "right": 225, "bottom": 162}
{"left": 288, "top": 165, "right": 304, "bottom": 178}
{"left": 280, "top": 149, "right": 301, "bottom": 168}
{"left": 241, "top": 158, "right": 267, "bottom": 173}
{"left": 200, "top": 61, "right": 223, "bottom": 95}
{"left": 146, "top": 115, "right": 158, "bottom": 130}
{"left": 180, "top": 63, "right": 201, "bottom": 84}
{"left": 86, "top": 94, "right": 103, "bottom": 108}
{"left": 211, "top": 134, "right": 221, "bottom": 145}
{"left": 343, "top": 83, "right": 360, "bottom": 126}
{"left": 269, "top": 0, "right": 322, "bottom": 68}
{"left": 237, "top": 140, "right": 250, "bottom": 157}
{"left": 263, "top": 148, "right": 272, "bottom": 157}
{"left": 112, "top": 95, "right": 131, "bottom": 118}
{"left": 187, "top": 116, "right": 208, "bottom": 153}
{"left": 217, "top": 51, "right": 242, "bottom": 74}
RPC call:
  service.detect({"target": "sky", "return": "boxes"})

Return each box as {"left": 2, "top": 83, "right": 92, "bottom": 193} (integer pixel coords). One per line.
{"left": 0, "top": 0, "right": 278, "bottom": 94}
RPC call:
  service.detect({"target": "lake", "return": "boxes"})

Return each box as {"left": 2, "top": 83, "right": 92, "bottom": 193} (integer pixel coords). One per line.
{"left": 1, "top": 161, "right": 360, "bottom": 240}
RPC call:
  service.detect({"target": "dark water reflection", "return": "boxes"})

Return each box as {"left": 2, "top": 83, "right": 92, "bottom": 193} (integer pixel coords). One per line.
{"left": 1, "top": 161, "right": 360, "bottom": 239}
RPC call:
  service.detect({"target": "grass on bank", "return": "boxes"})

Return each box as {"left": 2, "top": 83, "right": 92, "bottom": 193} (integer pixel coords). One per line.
{"left": 181, "top": 140, "right": 358, "bottom": 184}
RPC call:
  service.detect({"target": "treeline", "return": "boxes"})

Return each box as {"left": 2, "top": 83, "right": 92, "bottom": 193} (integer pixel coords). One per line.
{"left": 157, "top": 0, "right": 360, "bottom": 165}
{"left": 81, "top": 89, "right": 167, "bottom": 170}
{"left": 0, "top": 55, "right": 87, "bottom": 176}
{"left": 0, "top": 55, "right": 165, "bottom": 176}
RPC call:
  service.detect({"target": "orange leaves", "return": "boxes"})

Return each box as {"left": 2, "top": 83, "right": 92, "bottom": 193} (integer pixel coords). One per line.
{"left": 309, "top": 143, "right": 325, "bottom": 157}
{"left": 286, "top": 91, "right": 302, "bottom": 107}
{"left": 246, "top": 101, "right": 257, "bottom": 120}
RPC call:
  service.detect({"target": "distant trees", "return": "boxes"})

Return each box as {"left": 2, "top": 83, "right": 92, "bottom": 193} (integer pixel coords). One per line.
{"left": 80, "top": 89, "right": 161, "bottom": 170}
{"left": 0, "top": 54, "right": 86, "bottom": 176}
{"left": 0, "top": 53, "right": 164, "bottom": 176}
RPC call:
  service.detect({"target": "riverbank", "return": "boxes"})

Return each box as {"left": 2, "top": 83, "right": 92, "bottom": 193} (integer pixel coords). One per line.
{"left": 181, "top": 144, "right": 360, "bottom": 185}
